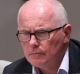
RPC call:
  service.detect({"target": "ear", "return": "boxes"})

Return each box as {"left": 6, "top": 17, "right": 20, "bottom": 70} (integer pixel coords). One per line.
{"left": 63, "top": 24, "right": 72, "bottom": 43}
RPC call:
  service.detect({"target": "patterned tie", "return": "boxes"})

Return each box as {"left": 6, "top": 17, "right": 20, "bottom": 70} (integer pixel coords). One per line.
{"left": 58, "top": 69, "right": 68, "bottom": 74}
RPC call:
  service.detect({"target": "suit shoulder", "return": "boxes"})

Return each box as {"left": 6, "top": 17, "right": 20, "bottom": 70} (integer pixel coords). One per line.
{"left": 3, "top": 57, "right": 32, "bottom": 74}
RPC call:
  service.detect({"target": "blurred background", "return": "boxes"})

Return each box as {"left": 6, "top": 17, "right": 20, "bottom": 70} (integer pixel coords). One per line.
{"left": 0, "top": 0, "right": 80, "bottom": 62}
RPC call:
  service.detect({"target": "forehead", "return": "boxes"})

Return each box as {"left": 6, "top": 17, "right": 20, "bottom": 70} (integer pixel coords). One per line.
{"left": 18, "top": 0, "right": 58, "bottom": 31}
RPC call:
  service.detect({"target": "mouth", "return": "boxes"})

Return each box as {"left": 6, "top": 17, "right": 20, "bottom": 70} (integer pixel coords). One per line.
{"left": 28, "top": 52, "right": 45, "bottom": 57}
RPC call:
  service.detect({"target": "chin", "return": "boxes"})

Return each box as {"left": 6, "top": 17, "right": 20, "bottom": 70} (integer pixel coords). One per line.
{"left": 25, "top": 53, "right": 47, "bottom": 67}
{"left": 28, "top": 58, "right": 46, "bottom": 67}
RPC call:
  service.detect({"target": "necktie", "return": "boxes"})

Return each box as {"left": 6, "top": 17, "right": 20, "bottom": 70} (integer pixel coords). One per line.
{"left": 58, "top": 69, "right": 68, "bottom": 74}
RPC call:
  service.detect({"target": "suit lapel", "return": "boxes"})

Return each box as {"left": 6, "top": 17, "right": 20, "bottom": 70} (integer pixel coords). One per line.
{"left": 69, "top": 39, "right": 80, "bottom": 74}
{"left": 21, "top": 58, "right": 32, "bottom": 74}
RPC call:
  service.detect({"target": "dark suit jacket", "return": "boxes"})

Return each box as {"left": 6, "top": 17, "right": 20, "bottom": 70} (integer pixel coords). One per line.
{"left": 3, "top": 39, "right": 80, "bottom": 74}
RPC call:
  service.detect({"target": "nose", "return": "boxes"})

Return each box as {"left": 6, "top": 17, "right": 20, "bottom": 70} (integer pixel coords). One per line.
{"left": 29, "top": 35, "right": 39, "bottom": 47}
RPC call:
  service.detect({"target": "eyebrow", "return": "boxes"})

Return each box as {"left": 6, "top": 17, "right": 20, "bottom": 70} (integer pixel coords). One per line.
{"left": 35, "top": 28, "right": 53, "bottom": 31}
{"left": 18, "top": 28, "right": 53, "bottom": 33}
{"left": 18, "top": 30, "right": 30, "bottom": 33}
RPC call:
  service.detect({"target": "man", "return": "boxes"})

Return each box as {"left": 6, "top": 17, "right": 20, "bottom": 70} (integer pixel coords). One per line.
{"left": 3, "top": 0, "right": 80, "bottom": 74}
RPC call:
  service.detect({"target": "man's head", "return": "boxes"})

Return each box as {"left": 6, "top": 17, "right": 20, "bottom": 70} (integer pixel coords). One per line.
{"left": 17, "top": 0, "right": 71, "bottom": 69}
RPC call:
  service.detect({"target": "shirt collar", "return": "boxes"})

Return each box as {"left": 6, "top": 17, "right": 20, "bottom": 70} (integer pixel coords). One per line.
{"left": 58, "top": 48, "right": 69, "bottom": 73}
{"left": 32, "top": 48, "right": 69, "bottom": 74}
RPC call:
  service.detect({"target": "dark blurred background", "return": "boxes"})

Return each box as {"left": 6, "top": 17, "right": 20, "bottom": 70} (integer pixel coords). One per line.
{"left": 0, "top": 0, "right": 80, "bottom": 62}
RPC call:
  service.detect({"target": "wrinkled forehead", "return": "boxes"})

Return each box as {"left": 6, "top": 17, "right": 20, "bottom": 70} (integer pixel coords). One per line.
{"left": 19, "top": 0, "right": 55, "bottom": 19}
{"left": 18, "top": 0, "right": 59, "bottom": 31}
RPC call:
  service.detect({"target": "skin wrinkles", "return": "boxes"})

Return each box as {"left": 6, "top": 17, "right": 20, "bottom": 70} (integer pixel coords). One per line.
{"left": 18, "top": 0, "right": 71, "bottom": 74}
{"left": 18, "top": 0, "right": 58, "bottom": 31}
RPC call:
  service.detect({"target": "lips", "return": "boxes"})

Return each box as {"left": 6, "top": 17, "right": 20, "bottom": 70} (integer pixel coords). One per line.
{"left": 28, "top": 52, "right": 45, "bottom": 57}
{"left": 28, "top": 48, "right": 45, "bottom": 57}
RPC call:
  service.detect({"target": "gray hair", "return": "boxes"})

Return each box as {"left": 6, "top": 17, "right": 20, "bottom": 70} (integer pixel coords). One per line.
{"left": 17, "top": 0, "right": 68, "bottom": 27}
{"left": 51, "top": 0, "right": 68, "bottom": 26}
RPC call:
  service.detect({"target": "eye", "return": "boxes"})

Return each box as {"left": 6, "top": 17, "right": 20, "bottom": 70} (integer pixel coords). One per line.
{"left": 35, "top": 31, "right": 49, "bottom": 40}
{"left": 36, "top": 31, "right": 48, "bottom": 35}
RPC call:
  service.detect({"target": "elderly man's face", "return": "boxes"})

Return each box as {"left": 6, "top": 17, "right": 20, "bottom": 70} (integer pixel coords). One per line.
{"left": 18, "top": 0, "right": 68, "bottom": 68}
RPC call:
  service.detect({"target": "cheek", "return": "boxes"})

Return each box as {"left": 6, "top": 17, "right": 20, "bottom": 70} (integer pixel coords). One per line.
{"left": 21, "top": 42, "right": 33, "bottom": 61}
{"left": 50, "top": 31, "right": 65, "bottom": 48}
{"left": 20, "top": 42, "right": 30, "bottom": 55}
{"left": 40, "top": 32, "right": 65, "bottom": 55}
{"left": 40, "top": 40, "right": 56, "bottom": 62}
{"left": 40, "top": 40, "right": 53, "bottom": 55}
